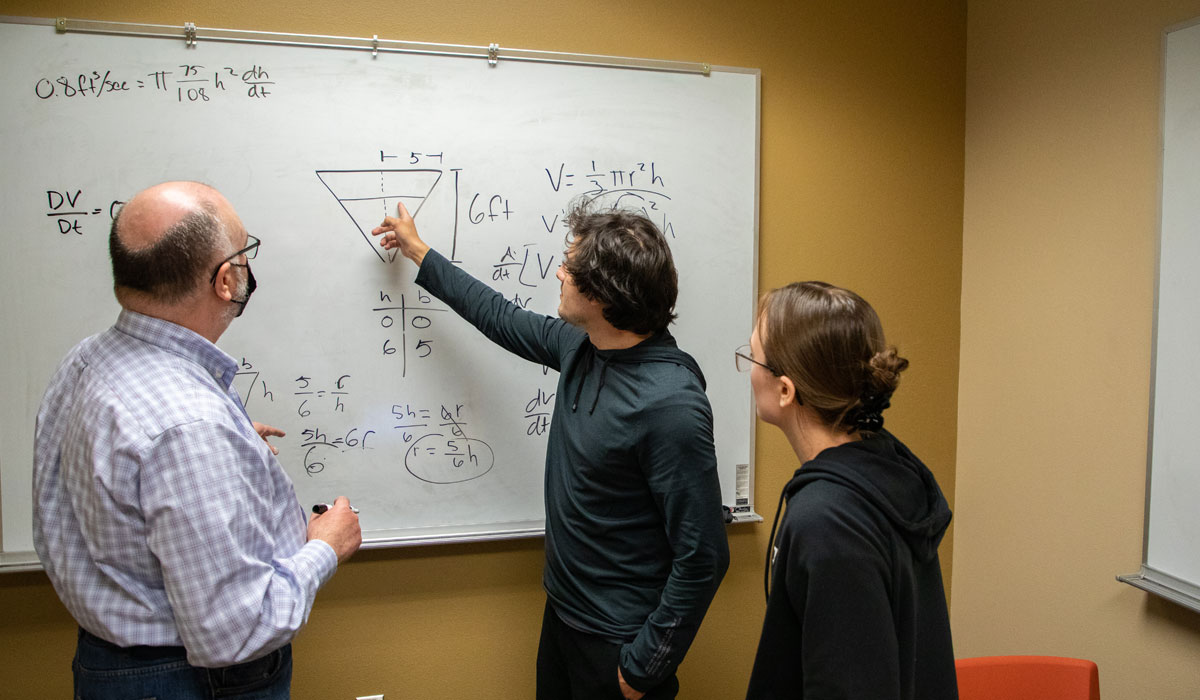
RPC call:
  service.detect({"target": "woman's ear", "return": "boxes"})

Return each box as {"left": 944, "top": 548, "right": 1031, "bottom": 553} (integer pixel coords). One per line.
{"left": 778, "top": 374, "right": 799, "bottom": 409}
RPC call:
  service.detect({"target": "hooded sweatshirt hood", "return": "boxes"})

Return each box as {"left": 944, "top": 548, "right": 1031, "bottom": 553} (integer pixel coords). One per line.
{"left": 781, "top": 429, "right": 951, "bottom": 561}
{"left": 569, "top": 330, "right": 706, "bottom": 414}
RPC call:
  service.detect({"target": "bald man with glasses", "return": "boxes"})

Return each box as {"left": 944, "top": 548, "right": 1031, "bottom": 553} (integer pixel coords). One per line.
{"left": 33, "top": 181, "right": 361, "bottom": 699}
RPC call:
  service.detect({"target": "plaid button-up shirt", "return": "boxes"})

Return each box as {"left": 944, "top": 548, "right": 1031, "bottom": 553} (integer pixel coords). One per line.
{"left": 33, "top": 310, "right": 336, "bottom": 667}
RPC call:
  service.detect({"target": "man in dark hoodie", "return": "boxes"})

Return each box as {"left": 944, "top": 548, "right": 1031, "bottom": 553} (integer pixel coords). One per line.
{"left": 739, "top": 281, "right": 956, "bottom": 699}
{"left": 373, "top": 201, "right": 729, "bottom": 700}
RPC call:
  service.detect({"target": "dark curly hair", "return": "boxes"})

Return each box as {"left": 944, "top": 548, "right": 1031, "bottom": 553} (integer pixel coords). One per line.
{"left": 562, "top": 200, "right": 678, "bottom": 335}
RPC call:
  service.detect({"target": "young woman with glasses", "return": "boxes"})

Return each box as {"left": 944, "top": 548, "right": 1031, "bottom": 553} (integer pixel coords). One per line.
{"left": 738, "top": 281, "right": 957, "bottom": 700}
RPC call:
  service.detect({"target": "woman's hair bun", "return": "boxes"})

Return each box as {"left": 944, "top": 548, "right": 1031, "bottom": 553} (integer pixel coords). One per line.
{"left": 866, "top": 347, "right": 909, "bottom": 396}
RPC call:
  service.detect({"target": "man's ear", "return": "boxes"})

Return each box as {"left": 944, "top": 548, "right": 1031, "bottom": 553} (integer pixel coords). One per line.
{"left": 212, "top": 261, "right": 235, "bottom": 302}
{"left": 778, "top": 375, "right": 799, "bottom": 409}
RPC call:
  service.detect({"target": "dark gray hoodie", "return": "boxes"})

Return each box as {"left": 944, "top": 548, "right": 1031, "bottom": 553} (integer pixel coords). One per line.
{"left": 416, "top": 249, "right": 729, "bottom": 692}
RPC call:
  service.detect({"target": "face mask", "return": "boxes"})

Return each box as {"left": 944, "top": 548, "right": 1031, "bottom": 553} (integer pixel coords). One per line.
{"left": 232, "top": 265, "right": 256, "bottom": 317}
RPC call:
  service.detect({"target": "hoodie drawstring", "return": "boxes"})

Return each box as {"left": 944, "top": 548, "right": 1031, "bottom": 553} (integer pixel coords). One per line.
{"left": 570, "top": 351, "right": 613, "bottom": 415}
{"left": 764, "top": 482, "right": 790, "bottom": 603}
{"left": 570, "top": 351, "right": 593, "bottom": 412}
{"left": 588, "top": 356, "right": 611, "bottom": 415}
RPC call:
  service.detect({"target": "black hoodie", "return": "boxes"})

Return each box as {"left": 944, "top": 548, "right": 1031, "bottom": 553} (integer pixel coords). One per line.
{"left": 416, "top": 249, "right": 730, "bottom": 692}
{"left": 745, "top": 430, "right": 957, "bottom": 700}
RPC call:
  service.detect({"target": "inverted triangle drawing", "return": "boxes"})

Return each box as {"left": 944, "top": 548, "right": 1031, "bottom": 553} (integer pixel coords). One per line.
{"left": 316, "top": 169, "right": 444, "bottom": 263}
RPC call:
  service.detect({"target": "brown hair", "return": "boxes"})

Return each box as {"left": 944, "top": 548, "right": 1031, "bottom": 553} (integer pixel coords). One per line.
{"left": 562, "top": 199, "right": 678, "bottom": 335}
{"left": 757, "top": 281, "right": 908, "bottom": 434}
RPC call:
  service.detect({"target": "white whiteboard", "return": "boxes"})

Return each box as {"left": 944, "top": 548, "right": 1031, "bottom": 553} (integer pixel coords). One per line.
{"left": 0, "top": 18, "right": 759, "bottom": 568}
{"left": 1123, "top": 18, "right": 1200, "bottom": 611}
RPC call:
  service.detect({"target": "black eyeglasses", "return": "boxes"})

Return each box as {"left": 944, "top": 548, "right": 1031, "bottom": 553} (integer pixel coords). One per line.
{"left": 210, "top": 234, "right": 260, "bottom": 285}
{"left": 735, "top": 344, "right": 780, "bottom": 376}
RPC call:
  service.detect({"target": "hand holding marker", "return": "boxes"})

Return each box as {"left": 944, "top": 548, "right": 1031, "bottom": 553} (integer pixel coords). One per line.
{"left": 313, "top": 502, "right": 359, "bottom": 514}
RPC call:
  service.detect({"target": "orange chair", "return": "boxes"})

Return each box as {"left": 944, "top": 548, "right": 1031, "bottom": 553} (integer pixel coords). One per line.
{"left": 955, "top": 656, "right": 1100, "bottom": 700}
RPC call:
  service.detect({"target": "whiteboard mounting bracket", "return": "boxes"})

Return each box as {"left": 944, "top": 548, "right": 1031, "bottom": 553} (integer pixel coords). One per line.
{"left": 184, "top": 21, "right": 196, "bottom": 47}
{"left": 372, "top": 34, "right": 378, "bottom": 58}
{"left": 488, "top": 42, "right": 499, "bottom": 66}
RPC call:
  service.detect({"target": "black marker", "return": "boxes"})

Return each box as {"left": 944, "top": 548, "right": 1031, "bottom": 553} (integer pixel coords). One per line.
{"left": 312, "top": 503, "right": 359, "bottom": 514}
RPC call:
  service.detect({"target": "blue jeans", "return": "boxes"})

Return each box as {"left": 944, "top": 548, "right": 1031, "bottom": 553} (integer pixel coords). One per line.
{"left": 73, "top": 628, "right": 292, "bottom": 699}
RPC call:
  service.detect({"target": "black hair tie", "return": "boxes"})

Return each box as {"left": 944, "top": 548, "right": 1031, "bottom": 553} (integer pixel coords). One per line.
{"left": 852, "top": 393, "right": 891, "bottom": 433}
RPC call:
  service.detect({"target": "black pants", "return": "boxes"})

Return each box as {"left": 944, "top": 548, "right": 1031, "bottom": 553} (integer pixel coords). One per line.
{"left": 536, "top": 601, "right": 679, "bottom": 700}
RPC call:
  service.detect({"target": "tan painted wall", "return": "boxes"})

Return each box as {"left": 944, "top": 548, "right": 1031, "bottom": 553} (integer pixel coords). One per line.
{"left": 952, "top": 1, "right": 1200, "bottom": 698}
{"left": 0, "top": 1, "right": 964, "bottom": 697}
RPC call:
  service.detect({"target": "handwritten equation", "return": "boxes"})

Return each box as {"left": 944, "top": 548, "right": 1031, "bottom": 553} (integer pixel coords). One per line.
{"left": 544, "top": 159, "right": 666, "bottom": 195}
{"left": 490, "top": 243, "right": 558, "bottom": 309}
{"left": 394, "top": 402, "right": 495, "bottom": 484}
{"left": 541, "top": 160, "right": 676, "bottom": 238}
{"left": 43, "top": 189, "right": 122, "bottom": 235}
{"left": 34, "top": 65, "right": 275, "bottom": 102}
{"left": 300, "top": 425, "right": 375, "bottom": 476}
{"left": 294, "top": 374, "right": 351, "bottom": 416}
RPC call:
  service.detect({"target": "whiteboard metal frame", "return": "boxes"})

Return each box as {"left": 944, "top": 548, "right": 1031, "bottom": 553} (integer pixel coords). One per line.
{"left": 0, "top": 523, "right": 551, "bottom": 572}
{"left": 1118, "top": 15, "right": 1200, "bottom": 614}
{"left": 2, "top": 15, "right": 713, "bottom": 75}
{"left": 0, "top": 15, "right": 762, "bottom": 572}
{"left": 1118, "top": 568, "right": 1200, "bottom": 614}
